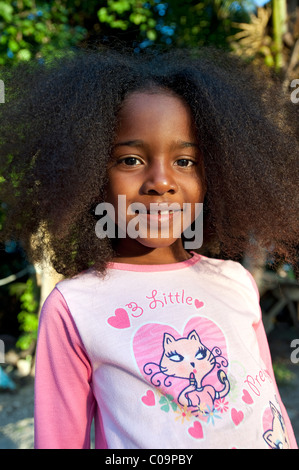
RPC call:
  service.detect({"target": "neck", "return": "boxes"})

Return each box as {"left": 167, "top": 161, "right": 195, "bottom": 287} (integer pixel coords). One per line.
{"left": 112, "top": 241, "right": 191, "bottom": 265}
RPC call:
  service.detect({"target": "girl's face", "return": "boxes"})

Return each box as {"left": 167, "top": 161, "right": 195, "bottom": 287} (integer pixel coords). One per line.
{"left": 106, "top": 90, "right": 206, "bottom": 264}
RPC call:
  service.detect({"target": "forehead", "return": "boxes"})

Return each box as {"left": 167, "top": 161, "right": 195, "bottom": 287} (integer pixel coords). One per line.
{"left": 116, "top": 91, "right": 196, "bottom": 137}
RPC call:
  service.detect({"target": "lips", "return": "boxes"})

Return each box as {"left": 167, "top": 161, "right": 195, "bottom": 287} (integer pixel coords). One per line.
{"left": 145, "top": 210, "right": 179, "bottom": 223}
{"left": 146, "top": 208, "right": 182, "bottom": 217}
{"left": 147, "top": 208, "right": 182, "bottom": 214}
{"left": 142, "top": 207, "right": 182, "bottom": 222}
{"left": 133, "top": 202, "right": 183, "bottom": 214}
{"left": 126, "top": 201, "right": 186, "bottom": 236}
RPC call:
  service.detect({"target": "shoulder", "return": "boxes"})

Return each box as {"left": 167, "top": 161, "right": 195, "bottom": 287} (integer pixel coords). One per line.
{"left": 198, "top": 254, "right": 248, "bottom": 276}
{"left": 39, "top": 286, "right": 75, "bottom": 334}
{"left": 38, "top": 270, "right": 102, "bottom": 328}
{"left": 197, "top": 255, "right": 260, "bottom": 301}
{"left": 55, "top": 268, "right": 104, "bottom": 298}
{"left": 39, "top": 285, "right": 91, "bottom": 355}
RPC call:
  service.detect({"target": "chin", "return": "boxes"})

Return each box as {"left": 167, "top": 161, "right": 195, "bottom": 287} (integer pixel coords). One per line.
{"left": 136, "top": 237, "right": 179, "bottom": 249}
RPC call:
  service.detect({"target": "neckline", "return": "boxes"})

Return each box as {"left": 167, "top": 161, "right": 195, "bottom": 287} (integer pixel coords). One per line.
{"left": 107, "top": 251, "right": 201, "bottom": 272}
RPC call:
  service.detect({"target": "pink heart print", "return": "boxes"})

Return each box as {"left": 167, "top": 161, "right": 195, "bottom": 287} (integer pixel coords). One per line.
{"left": 194, "top": 299, "right": 204, "bottom": 309}
{"left": 141, "top": 390, "right": 156, "bottom": 406}
{"left": 107, "top": 308, "right": 130, "bottom": 329}
{"left": 241, "top": 389, "right": 254, "bottom": 405}
{"left": 231, "top": 408, "right": 244, "bottom": 426}
{"left": 188, "top": 421, "right": 204, "bottom": 439}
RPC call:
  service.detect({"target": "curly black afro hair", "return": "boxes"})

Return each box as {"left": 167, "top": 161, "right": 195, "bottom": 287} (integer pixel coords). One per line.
{"left": 0, "top": 46, "right": 298, "bottom": 277}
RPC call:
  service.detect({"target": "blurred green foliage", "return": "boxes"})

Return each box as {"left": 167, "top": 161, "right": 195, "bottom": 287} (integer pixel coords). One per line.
{"left": 273, "top": 362, "right": 296, "bottom": 386}
{"left": 0, "top": 0, "right": 87, "bottom": 65}
{"left": 0, "top": 0, "right": 251, "bottom": 67}
{"left": 98, "top": 0, "right": 251, "bottom": 49}
{"left": 9, "top": 278, "right": 39, "bottom": 350}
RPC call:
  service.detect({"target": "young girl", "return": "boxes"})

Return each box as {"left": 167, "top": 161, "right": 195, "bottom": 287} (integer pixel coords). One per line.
{"left": 1, "top": 48, "right": 298, "bottom": 449}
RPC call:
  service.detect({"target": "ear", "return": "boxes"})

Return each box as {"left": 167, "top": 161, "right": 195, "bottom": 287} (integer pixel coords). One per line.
{"left": 269, "top": 401, "right": 279, "bottom": 418}
{"left": 187, "top": 330, "right": 200, "bottom": 342}
{"left": 163, "top": 333, "right": 175, "bottom": 348}
{"left": 263, "top": 430, "right": 274, "bottom": 448}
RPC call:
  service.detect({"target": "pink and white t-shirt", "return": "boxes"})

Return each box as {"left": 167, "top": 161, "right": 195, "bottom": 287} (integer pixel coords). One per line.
{"left": 34, "top": 253, "right": 297, "bottom": 449}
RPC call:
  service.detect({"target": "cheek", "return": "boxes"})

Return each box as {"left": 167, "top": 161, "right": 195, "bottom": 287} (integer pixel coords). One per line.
{"left": 181, "top": 181, "right": 205, "bottom": 229}
{"left": 178, "top": 363, "right": 188, "bottom": 374}
{"left": 183, "top": 172, "right": 206, "bottom": 203}
{"left": 193, "top": 177, "right": 206, "bottom": 203}
{"left": 105, "top": 174, "right": 130, "bottom": 209}
{"left": 106, "top": 171, "right": 140, "bottom": 201}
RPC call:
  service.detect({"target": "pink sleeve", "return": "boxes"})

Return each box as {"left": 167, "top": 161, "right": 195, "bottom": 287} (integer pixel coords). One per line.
{"left": 246, "top": 271, "right": 298, "bottom": 449}
{"left": 34, "top": 287, "right": 96, "bottom": 449}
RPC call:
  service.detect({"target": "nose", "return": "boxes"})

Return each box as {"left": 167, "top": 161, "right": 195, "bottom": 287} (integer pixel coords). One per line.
{"left": 141, "top": 161, "right": 178, "bottom": 195}
{"left": 190, "top": 362, "right": 195, "bottom": 368}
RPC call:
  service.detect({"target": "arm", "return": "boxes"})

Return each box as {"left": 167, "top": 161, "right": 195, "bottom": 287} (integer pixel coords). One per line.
{"left": 178, "top": 372, "right": 198, "bottom": 407}
{"left": 34, "top": 287, "right": 96, "bottom": 449}
{"left": 254, "top": 317, "right": 298, "bottom": 448}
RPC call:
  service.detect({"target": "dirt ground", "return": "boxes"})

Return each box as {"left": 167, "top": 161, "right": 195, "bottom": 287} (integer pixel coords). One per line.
{"left": 0, "top": 324, "right": 299, "bottom": 449}
{"left": 0, "top": 376, "right": 34, "bottom": 449}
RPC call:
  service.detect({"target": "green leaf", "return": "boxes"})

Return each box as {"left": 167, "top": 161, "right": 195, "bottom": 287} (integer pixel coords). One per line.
{"left": 5, "top": 25, "right": 17, "bottom": 35}
{"left": 160, "top": 403, "right": 170, "bottom": 412}
{"left": 159, "top": 393, "right": 177, "bottom": 412}
{"left": 98, "top": 8, "right": 109, "bottom": 22}
{"left": 111, "top": 0, "right": 131, "bottom": 15}
{"left": 159, "top": 396, "right": 167, "bottom": 405}
{"left": 130, "top": 13, "right": 147, "bottom": 25}
{"left": 166, "top": 394, "right": 174, "bottom": 401}
{"left": 0, "top": 35, "right": 8, "bottom": 45}
{"left": 0, "top": 2, "right": 13, "bottom": 22}
{"left": 170, "top": 401, "right": 178, "bottom": 411}
{"left": 17, "top": 49, "right": 32, "bottom": 61}
{"left": 146, "top": 29, "right": 157, "bottom": 41}
{"left": 8, "top": 39, "right": 19, "bottom": 53}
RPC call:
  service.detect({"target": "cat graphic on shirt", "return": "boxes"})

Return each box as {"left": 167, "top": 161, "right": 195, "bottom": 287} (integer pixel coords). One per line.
{"left": 159, "top": 329, "right": 230, "bottom": 415}
{"left": 263, "top": 402, "right": 290, "bottom": 449}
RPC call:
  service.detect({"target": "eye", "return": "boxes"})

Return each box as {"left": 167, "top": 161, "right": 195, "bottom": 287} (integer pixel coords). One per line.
{"left": 195, "top": 348, "right": 207, "bottom": 360}
{"left": 119, "top": 156, "right": 142, "bottom": 166}
{"left": 166, "top": 351, "right": 184, "bottom": 362}
{"left": 175, "top": 158, "right": 196, "bottom": 167}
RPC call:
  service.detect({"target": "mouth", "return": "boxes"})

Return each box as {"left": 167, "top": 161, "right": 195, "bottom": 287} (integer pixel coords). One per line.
{"left": 134, "top": 202, "right": 183, "bottom": 215}
{"left": 143, "top": 208, "right": 182, "bottom": 223}
{"left": 127, "top": 202, "right": 184, "bottom": 231}
{"left": 146, "top": 208, "right": 181, "bottom": 214}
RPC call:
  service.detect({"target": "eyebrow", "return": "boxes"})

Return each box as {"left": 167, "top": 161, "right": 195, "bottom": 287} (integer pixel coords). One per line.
{"left": 113, "top": 140, "right": 144, "bottom": 148}
{"left": 113, "top": 139, "right": 199, "bottom": 149}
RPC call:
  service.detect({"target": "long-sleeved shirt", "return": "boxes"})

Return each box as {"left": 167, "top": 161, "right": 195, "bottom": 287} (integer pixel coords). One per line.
{"left": 34, "top": 253, "right": 297, "bottom": 449}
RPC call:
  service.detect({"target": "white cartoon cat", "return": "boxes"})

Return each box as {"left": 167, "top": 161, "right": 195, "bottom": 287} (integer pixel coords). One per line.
{"left": 159, "top": 329, "right": 230, "bottom": 414}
